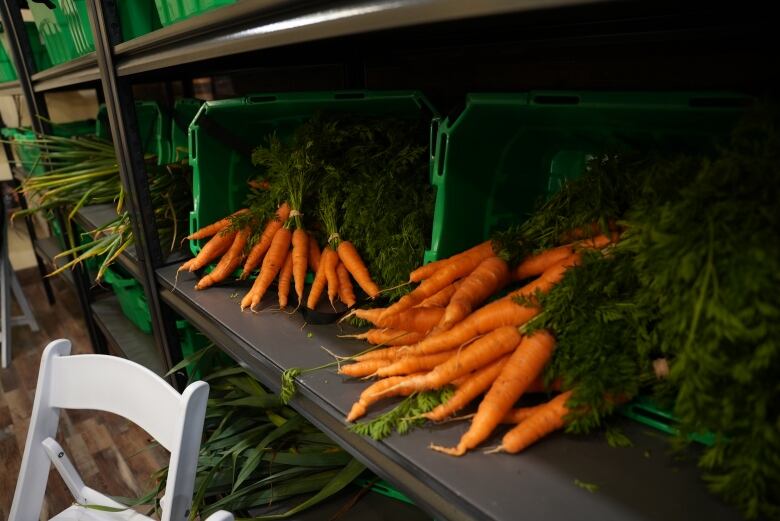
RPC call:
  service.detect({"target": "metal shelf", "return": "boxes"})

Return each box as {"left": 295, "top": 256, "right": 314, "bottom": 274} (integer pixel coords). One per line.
{"left": 73, "top": 204, "right": 142, "bottom": 280}
{"left": 157, "top": 264, "right": 740, "bottom": 521}
{"left": 114, "top": 0, "right": 598, "bottom": 76}
{"left": 0, "top": 79, "right": 21, "bottom": 96}
{"left": 31, "top": 53, "right": 100, "bottom": 92}
{"left": 91, "top": 294, "right": 165, "bottom": 376}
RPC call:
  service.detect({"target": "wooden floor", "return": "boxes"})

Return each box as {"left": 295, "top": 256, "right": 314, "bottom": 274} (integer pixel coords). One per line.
{"left": 0, "top": 274, "right": 169, "bottom": 519}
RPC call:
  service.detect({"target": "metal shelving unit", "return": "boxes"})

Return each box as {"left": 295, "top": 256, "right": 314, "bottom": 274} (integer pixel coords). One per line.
{"left": 1, "top": 1, "right": 772, "bottom": 519}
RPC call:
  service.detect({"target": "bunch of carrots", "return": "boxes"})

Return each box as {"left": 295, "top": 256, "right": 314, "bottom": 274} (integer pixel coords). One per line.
{"left": 178, "top": 201, "right": 381, "bottom": 312}
{"left": 339, "top": 228, "right": 619, "bottom": 456}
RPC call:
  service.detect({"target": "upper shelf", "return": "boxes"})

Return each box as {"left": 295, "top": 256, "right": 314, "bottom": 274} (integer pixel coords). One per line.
{"left": 157, "top": 263, "right": 741, "bottom": 521}
{"left": 0, "top": 80, "right": 21, "bottom": 96}
{"left": 113, "top": 0, "right": 597, "bottom": 76}
{"left": 31, "top": 53, "right": 100, "bottom": 92}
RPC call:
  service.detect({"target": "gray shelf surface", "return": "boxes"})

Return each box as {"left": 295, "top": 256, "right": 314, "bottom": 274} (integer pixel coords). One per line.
{"left": 91, "top": 295, "right": 165, "bottom": 376}
{"left": 0, "top": 79, "right": 21, "bottom": 96}
{"left": 115, "top": 0, "right": 599, "bottom": 76}
{"left": 33, "top": 236, "right": 74, "bottom": 288}
{"left": 31, "top": 53, "right": 100, "bottom": 92}
{"left": 157, "top": 264, "right": 740, "bottom": 521}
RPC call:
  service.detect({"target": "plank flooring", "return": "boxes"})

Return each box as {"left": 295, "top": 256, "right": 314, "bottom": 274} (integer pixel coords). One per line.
{"left": 0, "top": 274, "right": 169, "bottom": 519}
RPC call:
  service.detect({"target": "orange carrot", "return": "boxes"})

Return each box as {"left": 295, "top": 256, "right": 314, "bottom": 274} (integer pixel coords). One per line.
{"left": 376, "top": 326, "right": 523, "bottom": 397}
{"left": 345, "top": 329, "right": 423, "bottom": 346}
{"left": 409, "top": 241, "right": 493, "bottom": 282}
{"left": 338, "top": 358, "right": 392, "bottom": 378}
{"left": 324, "top": 246, "right": 340, "bottom": 307}
{"left": 277, "top": 250, "right": 293, "bottom": 309}
{"left": 241, "top": 203, "right": 290, "bottom": 279}
{"left": 291, "top": 229, "right": 309, "bottom": 306}
{"left": 196, "top": 228, "right": 249, "bottom": 289}
{"left": 187, "top": 209, "right": 248, "bottom": 241}
{"left": 241, "top": 227, "right": 292, "bottom": 311}
{"left": 353, "top": 345, "right": 404, "bottom": 362}
{"left": 337, "top": 240, "right": 380, "bottom": 298}
{"left": 381, "top": 242, "right": 495, "bottom": 319}
{"left": 501, "top": 404, "right": 547, "bottom": 424}
{"left": 346, "top": 373, "right": 424, "bottom": 422}
{"left": 424, "top": 355, "right": 510, "bottom": 422}
{"left": 354, "top": 307, "right": 445, "bottom": 334}
{"left": 186, "top": 230, "right": 237, "bottom": 272}
{"left": 560, "top": 219, "right": 618, "bottom": 242}
{"left": 513, "top": 244, "right": 574, "bottom": 281}
{"left": 374, "top": 350, "right": 456, "bottom": 378}
{"left": 492, "top": 390, "right": 573, "bottom": 453}
{"left": 416, "top": 281, "right": 461, "bottom": 308}
{"left": 308, "top": 235, "right": 321, "bottom": 273}
{"left": 337, "top": 263, "right": 357, "bottom": 307}
{"left": 431, "top": 330, "right": 555, "bottom": 456}
{"left": 439, "top": 256, "right": 510, "bottom": 330}
{"left": 306, "top": 247, "right": 333, "bottom": 309}
{"left": 576, "top": 232, "right": 619, "bottom": 250}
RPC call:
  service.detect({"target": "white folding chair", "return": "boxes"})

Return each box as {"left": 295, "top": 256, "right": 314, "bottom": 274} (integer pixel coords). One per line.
{"left": 9, "top": 339, "right": 233, "bottom": 521}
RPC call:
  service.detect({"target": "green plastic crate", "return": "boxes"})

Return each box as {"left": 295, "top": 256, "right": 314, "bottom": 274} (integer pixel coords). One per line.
{"left": 427, "top": 91, "right": 751, "bottom": 262}
{"left": 97, "top": 101, "right": 170, "bottom": 165}
{"left": 29, "top": 0, "right": 160, "bottom": 66}
{"left": 154, "top": 0, "right": 236, "bottom": 26}
{"left": 0, "top": 29, "right": 17, "bottom": 81}
{"left": 170, "top": 98, "right": 202, "bottom": 162}
{"left": 103, "top": 265, "right": 152, "bottom": 333}
{"left": 2, "top": 119, "right": 96, "bottom": 175}
{"left": 189, "top": 90, "right": 437, "bottom": 256}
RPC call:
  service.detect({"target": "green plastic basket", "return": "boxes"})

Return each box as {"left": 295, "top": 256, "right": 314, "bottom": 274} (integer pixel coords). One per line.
{"left": 169, "top": 98, "right": 202, "bottom": 162}
{"left": 1, "top": 22, "right": 51, "bottom": 78}
{"left": 0, "top": 29, "right": 17, "bottom": 81}
{"left": 427, "top": 91, "right": 751, "bottom": 262}
{"left": 154, "top": 0, "right": 236, "bottom": 26}
{"left": 188, "top": 90, "right": 437, "bottom": 257}
{"left": 103, "top": 265, "right": 152, "bottom": 333}
{"left": 29, "top": 0, "right": 160, "bottom": 65}
{"left": 97, "top": 101, "right": 171, "bottom": 165}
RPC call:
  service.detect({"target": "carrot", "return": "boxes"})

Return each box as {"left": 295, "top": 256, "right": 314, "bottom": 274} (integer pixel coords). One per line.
{"left": 526, "top": 376, "right": 562, "bottom": 394}
{"left": 178, "top": 258, "right": 195, "bottom": 272}
{"left": 337, "top": 263, "right": 357, "bottom": 307}
{"left": 513, "top": 244, "right": 574, "bottom": 281}
{"left": 241, "top": 227, "right": 292, "bottom": 311}
{"left": 404, "top": 254, "right": 578, "bottom": 357}
{"left": 431, "top": 330, "right": 555, "bottom": 456}
{"left": 291, "top": 229, "right": 309, "bottom": 306}
{"left": 324, "top": 246, "right": 340, "bottom": 307}
{"left": 337, "top": 240, "right": 380, "bottom": 298}
{"left": 439, "top": 256, "right": 510, "bottom": 330}
{"left": 240, "top": 203, "right": 290, "bottom": 279}
{"left": 376, "top": 326, "right": 523, "bottom": 397}
{"left": 491, "top": 390, "right": 573, "bottom": 453}
{"left": 501, "top": 404, "right": 547, "bottom": 424}
{"left": 576, "top": 232, "right": 619, "bottom": 250}
{"left": 186, "top": 209, "right": 248, "bottom": 241}
{"left": 196, "top": 228, "right": 249, "bottom": 289}
{"left": 339, "top": 358, "right": 392, "bottom": 378}
{"left": 345, "top": 329, "right": 423, "bottom": 346}
{"left": 306, "top": 247, "right": 333, "bottom": 309}
{"left": 424, "top": 356, "right": 510, "bottom": 422}
{"left": 560, "top": 220, "right": 618, "bottom": 242}
{"left": 381, "top": 242, "right": 495, "bottom": 320}
{"left": 353, "top": 345, "right": 403, "bottom": 362}
{"left": 186, "top": 230, "right": 237, "bottom": 272}
{"left": 374, "top": 350, "right": 457, "bottom": 378}
{"left": 354, "top": 307, "right": 445, "bottom": 334}
{"left": 277, "top": 249, "right": 293, "bottom": 309}
{"left": 346, "top": 373, "right": 424, "bottom": 422}
{"left": 409, "top": 241, "right": 493, "bottom": 282}
{"left": 416, "top": 281, "right": 461, "bottom": 308}
{"left": 308, "top": 235, "right": 321, "bottom": 273}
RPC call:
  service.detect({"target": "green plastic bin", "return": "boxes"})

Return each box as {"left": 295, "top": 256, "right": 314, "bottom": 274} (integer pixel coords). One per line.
{"left": 188, "top": 90, "right": 437, "bottom": 256}
{"left": 103, "top": 265, "right": 152, "bottom": 333}
{"left": 97, "top": 101, "right": 170, "bottom": 164}
{"left": 0, "top": 29, "right": 17, "bottom": 81}
{"left": 29, "top": 0, "right": 160, "bottom": 66}
{"left": 170, "top": 98, "right": 202, "bottom": 162}
{"left": 427, "top": 91, "right": 751, "bottom": 262}
{"left": 154, "top": 0, "right": 236, "bottom": 26}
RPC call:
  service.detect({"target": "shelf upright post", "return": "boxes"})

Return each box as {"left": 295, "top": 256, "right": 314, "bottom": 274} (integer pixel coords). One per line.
{"left": 0, "top": 0, "right": 105, "bottom": 355}
{"left": 86, "top": 0, "right": 186, "bottom": 389}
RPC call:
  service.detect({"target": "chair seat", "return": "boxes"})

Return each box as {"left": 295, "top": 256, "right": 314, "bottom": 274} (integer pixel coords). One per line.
{"left": 50, "top": 504, "right": 153, "bottom": 521}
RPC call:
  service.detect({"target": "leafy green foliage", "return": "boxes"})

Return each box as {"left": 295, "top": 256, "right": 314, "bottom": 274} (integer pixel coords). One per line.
{"left": 350, "top": 388, "right": 455, "bottom": 440}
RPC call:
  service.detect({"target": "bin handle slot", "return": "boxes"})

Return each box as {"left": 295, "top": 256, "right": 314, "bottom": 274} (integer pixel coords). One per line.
{"left": 436, "top": 133, "right": 448, "bottom": 178}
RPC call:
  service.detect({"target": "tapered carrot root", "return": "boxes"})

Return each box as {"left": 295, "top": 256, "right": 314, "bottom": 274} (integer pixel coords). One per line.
{"left": 376, "top": 326, "right": 523, "bottom": 397}
{"left": 424, "top": 356, "right": 510, "bottom": 422}
{"left": 324, "top": 247, "right": 340, "bottom": 306}
{"left": 352, "top": 346, "right": 403, "bottom": 362}
{"left": 241, "top": 203, "right": 290, "bottom": 279}
{"left": 513, "top": 244, "right": 574, "bottom": 281}
{"left": 187, "top": 208, "right": 248, "bottom": 241}
{"left": 308, "top": 235, "right": 321, "bottom": 273}
{"left": 306, "top": 247, "right": 333, "bottom": 309}
{"left": 346, "top": 373, "right": 423, "bottom": 422}
{"left": 439, "top": 256, "right": 510, "bottom": 330}
{"left": 501, "top": 404, "right": 547, "bottom": 424}
{"left": 339, "top": 359, "right": 393, "bottom": 378}
{"left": 346, "top": 329, "right": 423, "bottom": 346}
{"left": 196, "top": 228, "right": 250, "bottom": 289}
{"left": 337, "top": 263, "right": 357, "bottom": 307}
{"left": 291, "top": 229, "right": 309, "bottom": 306}
{"left": 337, "top": 240, "right": 380, "bottom": 298}
{"left": 278, "top": 250, "right": 293, "bottom": 309}
{"left": 491, "top": 390, "right": 573, "bottom": 454}
{"left": 187, "top": 230, "right": 237, "bottom": 272}
{"left": 409, "top": 241, "right": 493, "bottom": 282}
{"left": 435, "top": 330, "right": 556, "bottom": 456}
{"left": 353, "top": 306, "right": 445, "bottom": 334}
{"left": 241, "top": 227, "right": 292, "bottom": 311}
{"left": 417, "top": 281, "right": 461, "bottom": 308}
{"left": 374, "top": 350, "right": 456, "bottom": 378}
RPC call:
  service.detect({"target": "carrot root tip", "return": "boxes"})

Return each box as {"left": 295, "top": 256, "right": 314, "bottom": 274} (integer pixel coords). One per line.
{"left": 429, "top": 443, "right": 466, "bottom": 457}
